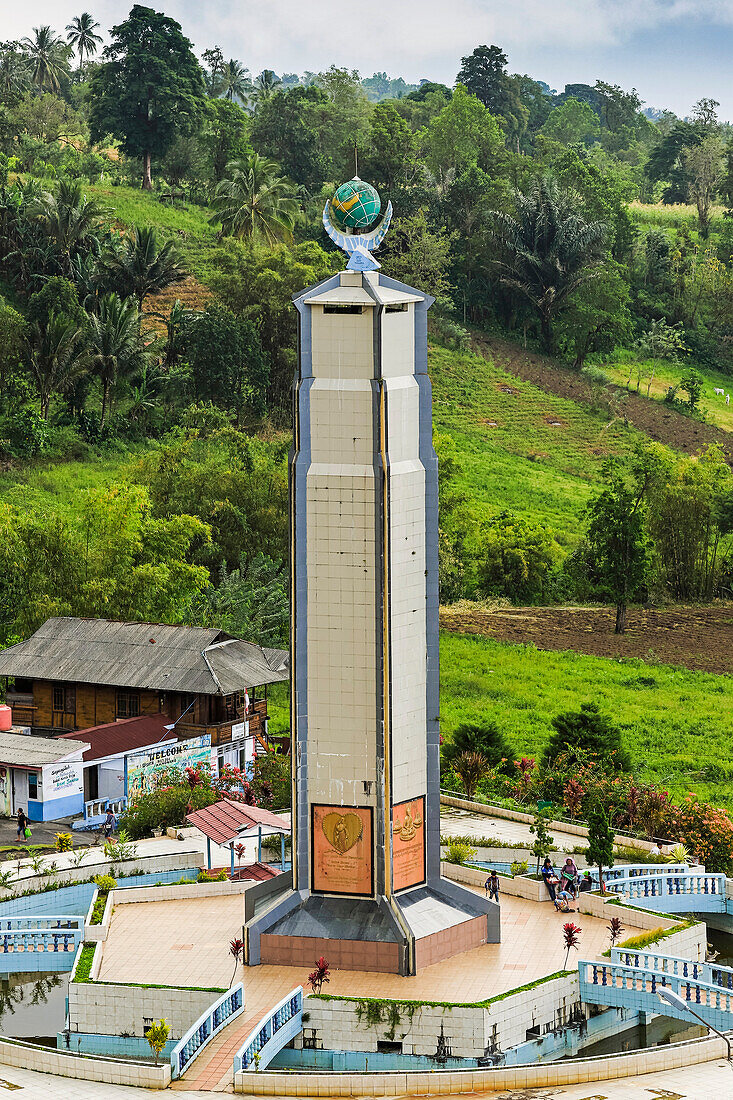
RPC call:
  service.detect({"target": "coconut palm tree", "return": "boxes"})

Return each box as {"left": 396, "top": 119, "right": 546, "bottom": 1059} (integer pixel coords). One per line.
{"left": 211, "top": 154, "right": 299, "bottom": 244}
{"left": 22, "top": 26, "right": 70, "bottom": 93}
{"left": 489, "top": 175, "right": 608, "bottom": 349}
{"left": 253, "top": 69, "right": 281, "bottom": 104}
{"left": 31, "top": 179, "right": 106, "bottom": 275}
{"left": 0, "top": 46, "right": 32, "bottom": 102}
{"left": 25, "top": 313, "right": 86, "bottom": 419}
{"left": 221, "top": 59, "right": 250, "bottom": 103}
{"left": 99, "top": 226, "right": 187, "bottom": 311}
{"left": 86, "top": 293, "right": 145, "bottom": 428}
{"left": 66, "top": 13, "right": 102, "bottom": 73}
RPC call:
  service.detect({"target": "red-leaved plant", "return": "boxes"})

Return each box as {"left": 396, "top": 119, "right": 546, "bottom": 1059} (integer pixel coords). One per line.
{"left": 229, "top": 937, "right": 244, "bottom": 987}
{"left": 608, "top": 916, "right": 624, "bottom": 947}
{"left": 562, "top": 922, "right": 582, "bottom": 968}
{"left": 307, "top": 956, "right": 330, "bottom": 994}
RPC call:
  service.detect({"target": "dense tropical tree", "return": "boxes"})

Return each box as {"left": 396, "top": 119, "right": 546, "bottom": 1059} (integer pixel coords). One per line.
{"left": 25, "top": 313, "right": 86, "bottom": 418}
{"left": 89, "top": 5, "right": 205, "bottom": 190}
{"left": 21, "top": 26, "right": 70, "bottom": 93}
{"left": 211, "top": 153, "right": 299, "bottom": 244}
{"left": 583, "top": 459, "right": 649, "bottom": 634}
{"left": 31, "top": 179, "right": 106, "bottom": 275}
{"left": 86, "top": 293, "right": 144, "bottom": 427}
{"left": 221, "top": 59, "right": 250, "bottom": 103}
{"left": 490, "top": 175, "right": 608, "bottom": 348}
{"left": 0, "top": 45, "right": 31, "bottom": 103}
{"left": 65, "top": 13, "right": 102, "bottom": 72}
{"left": 99, "top": 226, "right": 186, "bottom": 311}
{"left": 253, "top": 69, "right": 281, "bottom": 104}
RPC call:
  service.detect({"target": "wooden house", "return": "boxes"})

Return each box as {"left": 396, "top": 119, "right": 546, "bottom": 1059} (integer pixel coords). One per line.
{"left": 0, "top": 618, "right": 289, "bottom": 772}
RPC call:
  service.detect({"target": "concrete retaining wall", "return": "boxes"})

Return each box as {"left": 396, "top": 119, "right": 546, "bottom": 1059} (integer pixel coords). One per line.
{"left": 67, "top": 976, "right": 218, "bottom": 1040}
{"left": 0, "top": 1036, "right": 170, "bottom": 1088}
{"left": 112, "top": 879, "right": 249, "bottom": 904}
{"left": 235, "top": 1032, "right": 726, "bottom": 1094}
{"left": 1, "top": 850, "right": 200, "bottom": 899}
{"left": 440, "top": 794, "right": 671, "bottom": 854}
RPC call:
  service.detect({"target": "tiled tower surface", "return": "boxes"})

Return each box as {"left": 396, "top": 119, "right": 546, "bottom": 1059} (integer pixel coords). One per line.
{"left": 245, "top": 270, "right": 498, "bottom": 974}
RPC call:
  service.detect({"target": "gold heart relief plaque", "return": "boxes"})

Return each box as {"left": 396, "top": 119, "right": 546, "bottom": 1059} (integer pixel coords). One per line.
{"left": 322, "top": 812, "right": 364, "bottom": 854}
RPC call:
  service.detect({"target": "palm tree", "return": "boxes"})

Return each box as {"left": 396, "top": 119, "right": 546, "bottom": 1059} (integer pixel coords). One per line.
{"left": 31, "top": 179, "right": 106, "bottom": 275}
{"left": 25, "top": 314, "right": 86, "bottom": 419}
{"left": 86, "top": 293, "right": 145, "bottom": 428}
{"left": 211, "top": 154, "right": 299, "bottom": 244}
{"left": 66, "top": 13, "right": 102, "bottom": 73}
{"left": 221, "top": 59, "right": 250, "bottom": 102}
{"left": 22, "top": 26, "right": 70, "bottom": 93}
{"left": 0, "top": 46, "right": 32, "bottom": 102}
{"left": 490, "top": 175, "right": 608, "bottom": 349}
{"left": 253, "top": 69, "right": 281, "bottom": 104}
{"left": 99, "top": 226, "right": 187, "bottom": 312}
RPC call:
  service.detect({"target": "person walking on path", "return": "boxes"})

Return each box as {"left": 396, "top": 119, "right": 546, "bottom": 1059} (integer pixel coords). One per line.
{"left": 16, "top": 807, "right": 28, "bottom": 842}
{"left": 103, "top": 808, "right": 116, "bottom": 841}
{"left": 486, "top": 869, "right": 500, "bottom": 902}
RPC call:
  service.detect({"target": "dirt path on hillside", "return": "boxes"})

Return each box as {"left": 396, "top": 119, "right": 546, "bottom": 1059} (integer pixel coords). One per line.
{"left": 440, "top": 603, "right": 733, "bottom": 672}
{"left": 472, "top": 334, "right": 733, "bottom": 464}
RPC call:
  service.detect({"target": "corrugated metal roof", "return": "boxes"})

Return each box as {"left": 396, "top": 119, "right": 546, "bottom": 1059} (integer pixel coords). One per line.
{"left": 0, "top": 618, "right": 289, "bottom": 696}
{"left": 0, "top": 731, "right": 89, "bottom": 767}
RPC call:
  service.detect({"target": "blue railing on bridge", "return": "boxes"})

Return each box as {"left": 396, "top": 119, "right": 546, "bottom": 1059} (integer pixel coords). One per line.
{"left": 610, "top": 947, "right": 733, "bottom": 989}
{"left": 233, "top": 987, "right": 303, "bottom": 1073}
{"left": 579, "top": 958, "right": 733, "bottom": 1033}
{"left": 604, "top": 863, "right": 694, "bottom": 881}
{"left": 170, "top": 983, "right": 244, "bottom": 1080}
{"left": 0, "top": 916, "right": 84, "bottom": 972}
{"left": 603, "top": 871, "right": 726, "bottom": 912}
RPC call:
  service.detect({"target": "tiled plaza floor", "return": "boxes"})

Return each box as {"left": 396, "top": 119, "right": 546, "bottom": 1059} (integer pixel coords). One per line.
{"left": 100, "top": 886, "right": 630, "bottom": 997}
{"left": 102, "top": 883, "right": 649, "bottom": 1092}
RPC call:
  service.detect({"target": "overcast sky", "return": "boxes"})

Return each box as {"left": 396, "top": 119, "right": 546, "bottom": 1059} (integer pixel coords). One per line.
{"left": 7, "top": 0, "right": 733, "bottom": 120}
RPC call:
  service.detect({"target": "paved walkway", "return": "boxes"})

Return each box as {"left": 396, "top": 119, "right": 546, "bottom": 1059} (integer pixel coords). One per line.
{"left": 441, "top": 805, "right": 588, "bottom": 851}
{"left": 0, "top": 1055, "right": 730, "bottom": 1097}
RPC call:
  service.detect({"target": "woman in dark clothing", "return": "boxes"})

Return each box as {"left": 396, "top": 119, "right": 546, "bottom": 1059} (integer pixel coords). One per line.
{"left": 541, "top": 856, "right": 558, "bottom": 901}
{"left": 16, "top": 808, "right": 27, "bottom": 841}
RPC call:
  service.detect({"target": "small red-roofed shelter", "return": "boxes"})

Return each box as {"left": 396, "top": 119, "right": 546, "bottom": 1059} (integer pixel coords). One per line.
{"left": 186, "top": 798, "right": 290, "bottom": 875}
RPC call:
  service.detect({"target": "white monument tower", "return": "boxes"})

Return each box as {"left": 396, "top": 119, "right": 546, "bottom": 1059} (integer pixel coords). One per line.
{"left": 246, "top": 179, "right": 497, "bottom": 974}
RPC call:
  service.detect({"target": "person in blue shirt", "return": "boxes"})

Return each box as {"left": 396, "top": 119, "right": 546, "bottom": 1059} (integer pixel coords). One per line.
{"left": 541, "top": 857, "right": 559, "bottom": 901}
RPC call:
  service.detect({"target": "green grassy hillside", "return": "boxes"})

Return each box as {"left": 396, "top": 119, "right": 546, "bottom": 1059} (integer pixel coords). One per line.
{"left": 430, "top": 344, "right": 648, "bottom": 547}
{"left": 440, "top": 630, "right": 733, "bottom": 807}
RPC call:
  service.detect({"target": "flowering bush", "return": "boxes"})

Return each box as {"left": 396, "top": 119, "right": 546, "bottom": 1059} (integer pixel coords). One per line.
{"left": 673, "top": 796, "right": 733, "bottom": 873}
{"left": 120, "top": 761, "right": 258, "bottom": 839}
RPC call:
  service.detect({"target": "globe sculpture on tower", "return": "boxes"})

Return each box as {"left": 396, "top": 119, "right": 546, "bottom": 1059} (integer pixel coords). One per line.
{"left": 244, "top": 177, "right": 498, "bottom": 975}
{"left": 322, "top": 176, "right": 392, "bottom": 271}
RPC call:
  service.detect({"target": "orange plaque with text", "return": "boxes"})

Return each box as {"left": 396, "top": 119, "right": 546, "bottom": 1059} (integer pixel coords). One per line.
{"left": 392, "top": 797, "right": 425, "bottom": 891}
{"left": 312, "top": 805, "right": 373, "bottom": 896}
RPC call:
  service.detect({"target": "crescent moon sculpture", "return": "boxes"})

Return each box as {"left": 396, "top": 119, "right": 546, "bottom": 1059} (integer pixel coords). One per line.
{"left": 323, "top": 198, "right": 393, "bottom": 272}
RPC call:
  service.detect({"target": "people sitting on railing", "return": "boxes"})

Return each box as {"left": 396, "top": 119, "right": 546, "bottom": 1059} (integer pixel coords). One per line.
{"left": 541, "top": 857, "right": 559, "bottom": 901}
{"left": 579, "top": 870, "right": 593, "bottom": 893}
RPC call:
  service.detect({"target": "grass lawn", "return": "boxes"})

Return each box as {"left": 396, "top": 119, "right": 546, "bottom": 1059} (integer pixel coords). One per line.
{"left": 266, "top": 631, "right": 733, "bottom": 807}
{"left": 440, "top": 630, "right": 733, "bottom": 807}
{"left": 429, "top": 344, "right": 648, "bottom": 547}
{"left": 0, "top": 447, "right": 149, "bottom": 519}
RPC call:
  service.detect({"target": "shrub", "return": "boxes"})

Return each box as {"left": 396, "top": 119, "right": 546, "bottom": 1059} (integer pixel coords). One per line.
{"left": 93, "top": 874, "right": 117, "bottom": 892}
{"left": 443, "top": 841, "right": 477, "bottom": 866}
{"left": 442, "top": 722, "right": 513, "bottom": 772}
{"left": 54, "top": 832, "right": 73, "bottom": 852}
{"left": 510, "top": 859, "right": 529, "bottom": 876}
{"left": 673, "top": 796, "right": 733, "bottom": 873}
{"left": 543, "top": 703, "right": 631, "bottom": 773}
{"left": 197, "top": 869, "right": 228, "bottom": 882}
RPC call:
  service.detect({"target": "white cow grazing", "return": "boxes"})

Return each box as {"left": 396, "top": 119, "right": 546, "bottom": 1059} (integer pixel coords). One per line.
{"left": 727, "top": 394, "right": 731, "bottom": 406}
{"left": 715, "top": 388, "right": 725, "bottom": 396}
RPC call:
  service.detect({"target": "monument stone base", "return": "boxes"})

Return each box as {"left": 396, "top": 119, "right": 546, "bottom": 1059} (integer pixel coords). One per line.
{"left": 246, "top": 878, "right": 499, "bottom": 976}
